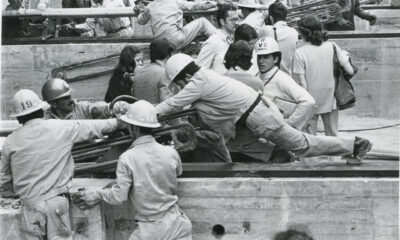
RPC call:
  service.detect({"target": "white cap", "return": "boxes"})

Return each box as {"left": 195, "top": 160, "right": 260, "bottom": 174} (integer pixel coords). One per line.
{"left": 120, "top": 100, "right": 161, "bottom": 128}
{"left": 165, "top": 53, "right": 194, "bottom": 84}
{"left": 254, "top": 37, "right": 280, "bottom": 55}
{"left": 10, "top": 89, "right": 49, "bottom": 117}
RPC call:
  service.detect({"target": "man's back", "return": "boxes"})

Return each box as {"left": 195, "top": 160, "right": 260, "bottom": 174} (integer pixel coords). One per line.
{"left": 1, "top": 118, "right": 116, "bottom": 203}
{"left": 120, "top": 136, "right": 181, "bottom": 221}
{"left": 133, "top": 62, "right": 172, "bottom": 104}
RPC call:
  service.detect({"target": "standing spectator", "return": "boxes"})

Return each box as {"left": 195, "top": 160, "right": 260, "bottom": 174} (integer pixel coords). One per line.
{"left": 292, "top": 15, "right": 354, "bottom": 137}
{"left": 135, "top": 0, "right": 217, "bottom": 50}
{"left": 223, "top": 40, "right": 276, "bottom": 162}
{"left": 65, "top": 0, "right": 135, "bottom": 37}
{"left": 256, "top": 36, "right": 315, "bottom": 130}
{"left": 234, "top": 23, "right": 259, "bottom": 76}
{"left": 133, "top": 39, "right": 174, "bottom": 103}
{"left": 60, "top": 0, "right": 93, "bottom": 36}
{"left": 105, "top": 45, "right": 141, "bottom": 103}
{"left": 196, "top": 4, "right": 239, "bottom": 74}
{"left": 259, "top": 1, "right": 298, "bottom": 75}
{"left": 324, "top": 0, "right": 377, "bottom": 31}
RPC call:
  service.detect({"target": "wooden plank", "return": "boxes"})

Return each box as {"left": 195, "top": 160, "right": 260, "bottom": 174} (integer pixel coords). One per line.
{"left": 75, "top": 160, "right": 399, "bottom": 178}
{"left": 3, "top": 31, "right": 400, "bottom": 46}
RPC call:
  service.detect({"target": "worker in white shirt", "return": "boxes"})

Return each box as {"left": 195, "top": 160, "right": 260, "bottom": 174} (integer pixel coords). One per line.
{"left": 71, "top": 100, "right": 192, "bottom": 240}
{"left": 256, "top": 37, "right": 315, "bottom": 130}
{"left": 134, "top": 0, "right": 217, "bottom": 50}
{"left": 196, "top": 4, "right": 239, "bottom": 74}
{"left": 0, "top": 89, "right": 120, "bottom": 240}
{"left": 42, "top": 78, "right": 126, "bottom": 120}
{"left": 235, "top": 0, "right": 267, "bottom": 32}
{"left": 155, "top": 53, "right": 372, "bottom": 165}
{"left": 259, "top": 1, "right": 298, "bottom": 75}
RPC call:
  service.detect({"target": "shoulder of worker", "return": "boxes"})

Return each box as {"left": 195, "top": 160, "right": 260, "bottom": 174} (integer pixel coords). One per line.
{"left": 135, "top": 62, "right": 165, "bottom": 76}
{"left": 75, "top": 99, "right": 109, "bottom": 108}
{"left": 122, "top": 136, "right": 178, "bottom": 158}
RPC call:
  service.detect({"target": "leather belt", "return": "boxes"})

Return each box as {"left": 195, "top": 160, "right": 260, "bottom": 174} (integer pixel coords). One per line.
{"left": 236, "top": 93, "right": 262, "bottom": 127}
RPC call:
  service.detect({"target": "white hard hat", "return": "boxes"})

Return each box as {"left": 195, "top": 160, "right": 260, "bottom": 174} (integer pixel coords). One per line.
{"left": 254, "top": 37, "right": 280, "bottom": 55}
{"left": 165, "top": 53, "right": 194, "bottom": 84}
{"left": 235, "top": 0, "right": 263, "bottom": 9}
{"left": 10, "top": 89, "right": 49, "bottom": 117}
{"left": 120, "top": 100, "right": 161, "bottom": 128}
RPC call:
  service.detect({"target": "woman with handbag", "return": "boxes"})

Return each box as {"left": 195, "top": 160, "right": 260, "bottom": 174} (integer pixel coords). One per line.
{"left": 292, "top": 15, "right": 354, "bottom": 137}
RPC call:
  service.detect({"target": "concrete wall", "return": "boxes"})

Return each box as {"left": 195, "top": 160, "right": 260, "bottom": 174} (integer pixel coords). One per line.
{"left": 1, "top": 178, "right": 398, "bottom": 240}
{"left": 1, "top": 37, "right": 400, "bottom": 118}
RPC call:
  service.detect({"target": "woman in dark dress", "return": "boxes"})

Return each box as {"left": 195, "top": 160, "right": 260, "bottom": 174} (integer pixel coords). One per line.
{"left": 105, "top": 45, "right": 142, "bottom": 103}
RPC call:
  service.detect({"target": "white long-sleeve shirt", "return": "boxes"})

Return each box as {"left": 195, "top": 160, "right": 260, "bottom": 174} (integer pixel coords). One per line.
{"left": 261, "top": 67, "right": 315, "bottom": 129}
{"left": 196, "top": 29, "right": 233, "bottom": 74}
{"left": 98, "top": 135, "right": 182, "bottom": 221}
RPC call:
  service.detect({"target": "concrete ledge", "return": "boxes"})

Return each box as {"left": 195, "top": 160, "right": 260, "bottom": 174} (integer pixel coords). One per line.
{"left": 1, "top": 178, "right": 398, "bottom": 240}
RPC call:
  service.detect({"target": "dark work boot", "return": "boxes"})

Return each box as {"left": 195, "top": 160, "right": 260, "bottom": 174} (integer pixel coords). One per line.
{"left": 348, "top": 137, "right": 373, "bottom": 165}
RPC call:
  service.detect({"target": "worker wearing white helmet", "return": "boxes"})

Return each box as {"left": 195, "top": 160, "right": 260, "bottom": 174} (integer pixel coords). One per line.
{"left": 42, "top": 78, "right": 126, "bottom": 120}
{"left": 155, "top": 53, "right": 372, "bottom": 164}
{"left": 72, "top": 100, "right": 192, "bottom": 240}
{"left": 256, "top": 36, "right": 315, "bottom": 130}
{"left": 0, "top": 89, "right": 119, "bottom": 240}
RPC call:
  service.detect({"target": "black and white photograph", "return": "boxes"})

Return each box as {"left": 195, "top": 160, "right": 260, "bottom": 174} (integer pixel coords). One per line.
{"left": 0, "top": 0, "right": 399, "bottom": 239}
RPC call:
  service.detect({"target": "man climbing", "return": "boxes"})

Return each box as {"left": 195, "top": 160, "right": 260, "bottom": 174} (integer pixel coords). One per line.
{"left": 134, "top": 0, "right": 218, "bottom": 50}
{"left": 155, "top": 53, "right": 372, "bottom": 165}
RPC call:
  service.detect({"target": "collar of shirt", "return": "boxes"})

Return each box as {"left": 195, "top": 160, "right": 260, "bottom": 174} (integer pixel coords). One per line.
{"left": 274, "top": 21, "right": 288, "bottom": 28}
{"left": 153, "top": 60, "right": 166, "bottom": 68}
{"left": 260, "top": 66, "right": 279, "bottom": 79}
{"left": 23, "top": 118, "right": 43, "bottom": 126}
{"left": 130, "top": 135, "right": 156, "bottom": 148}
{"left": 216, "top": 29, "right": 233, "bottom": 45}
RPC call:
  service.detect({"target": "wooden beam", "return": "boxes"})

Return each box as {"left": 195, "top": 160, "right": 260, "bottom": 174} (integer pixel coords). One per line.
{"left": 75, "top": 160, "right": 399, "bottom": 178}
{"left": 2, "top": 7, "right": 217, "bottom": 18}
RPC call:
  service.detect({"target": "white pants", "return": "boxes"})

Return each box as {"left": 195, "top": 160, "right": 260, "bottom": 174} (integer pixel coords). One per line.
{"left": 130, "top": 205, "right": 192, "bottom": 240}
{"left": 306, "top": 109, "right": 339, "bottom": 136}
{"left": 169, "top": 17, "right": 217, "bottom": 50}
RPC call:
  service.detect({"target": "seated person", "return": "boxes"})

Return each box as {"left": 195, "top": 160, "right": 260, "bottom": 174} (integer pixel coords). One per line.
{"left": 64, "top": 0, "right": 135, "bottom": 37}
{"left": 105, "top": 45, "right": 143, "bottom": 103}
{"left": 134, "top": 0, "right": 218, "bottom": 50}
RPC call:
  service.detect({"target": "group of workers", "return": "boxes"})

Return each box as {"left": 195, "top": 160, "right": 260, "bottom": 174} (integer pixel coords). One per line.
{"left": 0, "top": 1, "right": 378, "bottom": 240}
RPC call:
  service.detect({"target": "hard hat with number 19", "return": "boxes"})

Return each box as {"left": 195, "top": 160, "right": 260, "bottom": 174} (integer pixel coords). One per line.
{"left": 10, "top": 89, "right": 49, "bottom": 117}
{"left": 165, "top": 53, "right": 194, "bottom": 84}
{"left": 254, "top": 37, "right": 280, "bottom": 55}
{"left": 41, "top": 78, "right": 72, "bottom": 102}
{"left": 120, "top": 100, "right": 161, "bottom": 128}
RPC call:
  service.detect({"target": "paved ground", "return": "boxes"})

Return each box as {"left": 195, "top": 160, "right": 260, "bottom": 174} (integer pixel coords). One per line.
{"left": 318, "top": 112, "right": 399, "bottom": 153}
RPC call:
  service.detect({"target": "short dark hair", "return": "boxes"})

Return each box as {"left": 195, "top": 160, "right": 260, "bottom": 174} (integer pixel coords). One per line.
{"left": 269, "top": 1, "right": 287, "bottom": 22}
{"left": 173, "top": 62, "right": 201, "bottom": 82}
{"left": 150, "top": 38, "right": 174, "bottom": 63}
{"left": 234, "top": 24, "right": 258, "bottom": 42}
{"left": 16, "top": 109, "right": 44, "bottom": 124}
{"left": 216, "top": 3, "right": 238, "bottom": 28}
{"left": 138, "top": 126, "right": 154, "bottom": 135}
{"left": 224, "top": 40, "right": 253, "bottom": 70}
{"left": 274, "top": 229, "right": 314, "bottom": 240}
{"left": 298, "top": 15, "right": 328, "bottom": 46}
